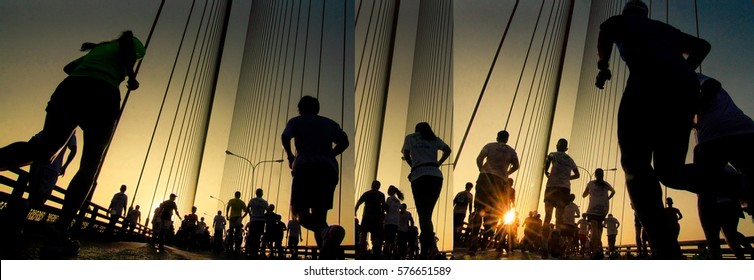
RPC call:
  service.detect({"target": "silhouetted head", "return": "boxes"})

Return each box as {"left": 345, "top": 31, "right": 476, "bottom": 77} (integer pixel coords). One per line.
{"left": 170, "top": 193, "right": 177, "bottom": 201}
{"left": 623, "top": 0, "right": 648, "bottom": 17}
{"left": 528, "top": 211, "right": 534, "bottom": 217}
{"left": 81, "top": 31, "right": 144, "bottom": 59}
{"left": 608, "top": 213, "right": 613, "bottom": 218}
{"left": 120, "top": 184, "right": 127, "bottom": 193}
{"left": 595, "top": 168, "right": 604, "bottom": 180}
{"left": 200, "top": 217, "right": 205, "bottom": 221}
{"left": 497, "top": 130, "right": 510, "bottom": 143}
{"left": 666, "top": 197, "right": 674, "bottom": 206}
{"left": 371, "top": 180, "right": 381, "bottom": 190}
{"left": 192, "top": 206, "right": 197, "bottom": 213}
{"left": 401, "top": 203, "right": 407, "bottom": 211}
{"left": 256, "top": 188, "right": 264, "bottom": 198}
{"left": 298, "top": 95, "right": 320, "bottom": 115}
{"left": 465, "top": 182, "right": 473, "bottom": 191}
{"left": 135, "top": 205, "right": 140, "bottom": 210}
{"left": 269, "top": 204, "right": 275, "bottom": 212}
{"left": 556, "top": 138, "right": 569, "bottom": 152}
{"left": 568, "top": 193, "right": 576, "bottom": 203}
{"left": 415, "top": 122, "right": 437, "bottom": 140}
{"left": 235, "top": 191, "right": 241, "bottom": 198}
{"left": 217, "top": 210, "right": 222, "bottom": 215}
{"left": 700, "top": 77, "right": 722, "bottom": 107}
{"left": 388, "top": 185, "right": 404, "bottom": 200}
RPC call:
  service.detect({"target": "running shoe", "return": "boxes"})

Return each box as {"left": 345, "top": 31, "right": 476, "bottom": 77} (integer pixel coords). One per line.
{"left": 320, "top": 225, "right": 345, "bottom": 260}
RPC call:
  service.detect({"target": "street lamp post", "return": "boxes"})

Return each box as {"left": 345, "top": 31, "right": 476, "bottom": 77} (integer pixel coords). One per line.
{"left": 576, "top": 166, "right": 617, "bottom": 180}
{"left": 209, "top": 195, "right": 226, "bottom": 211}
{"left": 225, "top": 150, "right": 283, "bottom": 196}
{"left": 576, "top": 166, "right": 594, "bottom": 180}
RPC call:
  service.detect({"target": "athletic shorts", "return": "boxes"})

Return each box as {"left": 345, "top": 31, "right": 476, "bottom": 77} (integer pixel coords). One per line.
{"left": 544, "top": 187, "right": 570, "bottom": 207}
{"left": 585, "top": 213, "right": 606, "bottom": 223}
{"left": 474, "top": 173, "right": 506, "bottom": 211}
{"left": 561, "top": 224, "right": 577, "bottom": 238}
{"left": 229, "top": 216, "right": 243, "bottom": 228}
{"left": 47, "top": 76, "right": 120, "bottom": 131}
{"left": 290, "top": 163, "right": 339, "bottom": 210}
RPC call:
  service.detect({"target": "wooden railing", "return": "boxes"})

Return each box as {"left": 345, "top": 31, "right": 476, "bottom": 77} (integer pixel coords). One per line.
{"left": 0, "top": 168, "right": 154, "bottom": 242}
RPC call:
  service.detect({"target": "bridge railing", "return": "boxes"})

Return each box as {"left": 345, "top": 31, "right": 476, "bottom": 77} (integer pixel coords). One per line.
{"left": 614, "top": 237, "right": 754, "bottom": 260}
{"left": 0, "top": 168, "right": 154, "bottom": 241}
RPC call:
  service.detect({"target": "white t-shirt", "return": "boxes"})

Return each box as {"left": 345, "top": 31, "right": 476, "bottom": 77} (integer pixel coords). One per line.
{"left": 478, "top": 142, "right": 518, "bottom": 179}
{"left": 604, "top": 216, "right": 620, "bottom": 235}
{"left": 545, "top": 151, "right": 577, "bottom": 189}
{"left": 282, "top": 114, "right": 348, "bottom": 172}
{"left": 585, "top": 180, "right": 613, "bottom": 217}
{"left": 562, "top": 202, "right": 580, "bottom": 225}
{"left": 696, "top": 74, "right": 754, "bottom": 144}
{"left": 248, "top": 197, "right": 268, "bottom": 222}
{"left": 110, "top": 192, "right": 128, "bottom": 216}
{"left": 213, "top": 215, "right": 226, "bottom": 232}
{"left": 402, "top": 133, "right": 448, "bottom": 182}
{"left": 384, "top": 196, "right": 401, "bottom": 226}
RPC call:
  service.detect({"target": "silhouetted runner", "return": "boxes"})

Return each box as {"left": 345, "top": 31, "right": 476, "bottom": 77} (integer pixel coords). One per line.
{"left": 595, "top": 0, "right": 710, "bottom": 259}
{"left": 583, "top": 168, "right": 615, "bottom": 259}
{"left": 287, "top": 217, "right": 303, "bottom": 259}
{"left": 0, "top": 31, "right": 144, "bottom": 258}
{"left": 402, "top": 122, "right": 451, "bottom": 259}
{"left": 106, "top": 184, "right": 129, "bottom": 238}
{"left": 603, "top": 214, "right": 620, "bottom": 257}
{"left": 397, "top": 203, "right": 415, "bottom": 260}
{"left": 469, "top": 130, "right": 519, "bottom": 255}
{"left": 542, "top": 138, "right": 579, "bottom": 257}
{"left": 282, "top": 95, "right": 349, "bottom": 260}
{"left": 225, "top": 191, "right": 248, "bottom": 254}
{"left": 664, "top": 197, "right": 683, "bottom": 242}
{"left": 0, "top": 131, "right": 76, "bottom": 252}
{"left": 247, "top": 188, "right": 268, "bottom": 259}
{"left": 453, "top": 182, "right": 473, "bottom": 243}
{"left": 355, "top": 180, "right": 386, "bottom": 259}
{"left": 693, "top": 74, "right": 754, "bottom": 216}
{"left": 383, "top": 185, "right": 404, "bottom": 259}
